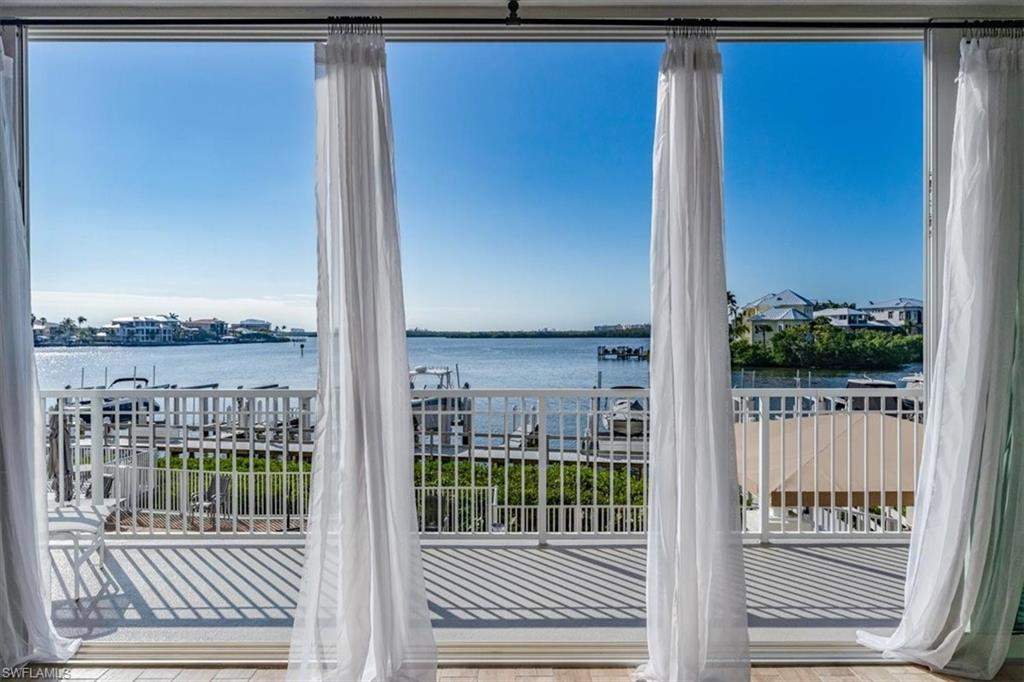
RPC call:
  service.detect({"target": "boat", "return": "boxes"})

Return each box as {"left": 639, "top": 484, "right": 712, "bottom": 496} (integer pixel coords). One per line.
{"left": 582, "top": 387, "right": 649, "bottom": 457}
{"left": 833, "top": 375, "right": 921, "bottom": 416}
{"left": 68, "top": 376, "right": 160, "bottom": 425}
{"left": 409, "top": 366, "right": 472, "bottom": 448}
{"left": 846, "top": 376, "right": 897, "bottom": 390}
{"left": 409, "top": 365, "right": 464, "bottom": 390}
{"left": 602, "top": 393, "right": 648, "bottom": 437}
{"left": 900, "top": 372, "right": 925, "bottom": 390}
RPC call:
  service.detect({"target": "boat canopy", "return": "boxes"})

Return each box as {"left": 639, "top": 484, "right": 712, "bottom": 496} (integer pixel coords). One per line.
{"left": 409, "top": 366, "right": 456, "bottom": 389}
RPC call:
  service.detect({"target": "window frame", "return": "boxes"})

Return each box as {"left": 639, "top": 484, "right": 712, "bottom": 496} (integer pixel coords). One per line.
{"left": 7, "top": 11, "right": 1022, "bottom": 665}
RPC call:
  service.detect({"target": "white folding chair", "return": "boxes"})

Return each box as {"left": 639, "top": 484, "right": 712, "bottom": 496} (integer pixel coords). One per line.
{"left": 48, "top": 505, "right": 107, "bottom": 602}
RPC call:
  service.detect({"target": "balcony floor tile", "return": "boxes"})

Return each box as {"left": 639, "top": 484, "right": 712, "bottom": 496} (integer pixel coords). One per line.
{"left": 49, "top": 540, "right": 906, "bottom": 646}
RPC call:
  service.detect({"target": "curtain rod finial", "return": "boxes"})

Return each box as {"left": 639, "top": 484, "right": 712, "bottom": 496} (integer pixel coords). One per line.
{"left": 506, "top": 0, "right": 521, "bottom": 26}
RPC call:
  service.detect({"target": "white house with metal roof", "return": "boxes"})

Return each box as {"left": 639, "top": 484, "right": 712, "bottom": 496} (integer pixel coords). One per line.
{"left": 813, "top": 307, "right": 899, "bottom": 331}
{"left": 740, "top": 290, "right": 815, "bottom": 346}
{"left": 109, "top": 315, "right": 180, "bottom": 345}
{"left": 862, "top": 297, "right": 924, "bottom": 333}
{"left": 748, "top": 306, "right": 813, "bottom": 346}
{"left": 237, "top": 318, "right": 273, "bottom": 331}
{"left": 741, "top": 289, "right": 815, "bottom": 318}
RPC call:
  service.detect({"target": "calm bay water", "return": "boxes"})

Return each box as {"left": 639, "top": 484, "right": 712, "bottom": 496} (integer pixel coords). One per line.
{"left": 34, "top": 337, "right": 920, "bottom": 391}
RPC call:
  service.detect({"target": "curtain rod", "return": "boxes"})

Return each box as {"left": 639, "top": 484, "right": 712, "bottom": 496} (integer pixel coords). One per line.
{"left": 2, "top": 1, "right": 1023, "bottom": 31}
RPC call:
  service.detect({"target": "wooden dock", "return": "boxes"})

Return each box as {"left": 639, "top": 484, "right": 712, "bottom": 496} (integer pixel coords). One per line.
{"left": 596, "top": 345, "right": 649, "bottom": 361}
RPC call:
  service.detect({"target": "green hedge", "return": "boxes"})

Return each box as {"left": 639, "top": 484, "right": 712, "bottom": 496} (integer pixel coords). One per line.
{"left": 414, "top": 458, "right": 646, "bottom": 507}
{"left": 150, "top": 456, "right": 310, "bottom": 516}
{"left": 149, "top": 457, "right": 646, "bottom": 513}
{"left": 732, "top": 320, "right": 923, "bottom": 370}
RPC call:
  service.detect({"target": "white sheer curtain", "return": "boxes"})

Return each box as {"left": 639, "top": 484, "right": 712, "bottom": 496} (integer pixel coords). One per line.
{"left": 858, "top": 36, "right": 1024, "bottom": 680}
{"left": 287, "top": 29, "right": 436, "bottom": 682}
{"left": 0, "top": 38, "right": 80, "bottom": 668}
{"left": 637, "top": 34, "right": 750, "bottom": 682}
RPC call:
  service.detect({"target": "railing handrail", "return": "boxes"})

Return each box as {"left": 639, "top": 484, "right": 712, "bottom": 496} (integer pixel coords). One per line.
{"left": 414, "top": 388, "right": 648, "bottom": 398}
{"left": 41, "top": 383, "right": 924, "bottom": 541}
{"left": 40, "top": 386, "right": 925, "bottom": 400}
{"left": 40, "top": 388, "right": 318, "bottom": 399}
{"left": 427, "top": 387, "right": 924, "bottom": 399}
{"left": 732, "top": 387, "right": 924, "bottom": 398}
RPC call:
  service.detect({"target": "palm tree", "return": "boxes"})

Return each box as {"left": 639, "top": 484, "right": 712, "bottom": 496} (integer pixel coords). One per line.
{"left": 59, "top": 317, "right": 77, "bottom": 340}
{"left": 726, "top": 290, "right": 739, "bottom": 321}
{"left": 814, "top": 299, "right": 856, "bottom": 311}
{"left": 726, "top": 290, "right": 746, "bottom": 342}
{"left": 77, "top": 316, "right": 87, "bottom": 326}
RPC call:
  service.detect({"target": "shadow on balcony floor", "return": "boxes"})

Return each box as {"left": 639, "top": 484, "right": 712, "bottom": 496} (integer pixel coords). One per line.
{"left": 49, "top": 541, "right": 906, "bottom": 644}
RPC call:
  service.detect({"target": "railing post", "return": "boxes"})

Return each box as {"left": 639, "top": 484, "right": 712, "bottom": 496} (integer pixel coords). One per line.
{"left": 181, "top": 468, "right": 190, "bottom": 529}
{"left": 537, "top": 397, "right": 548, "bottom": 546}
{"left": 758, "top": 396, "right": 770, "bottom": 544}
{"left": 90, "top": 391, "right": 104, "bottom": 505}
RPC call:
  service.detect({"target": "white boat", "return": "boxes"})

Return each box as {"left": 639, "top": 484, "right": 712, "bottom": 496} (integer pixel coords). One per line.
{"left": 65, "top": 376, "right": 160, "bottom": 425}
{"left": 582, "top": 387, "right": 649, "bottom": 456}
{"left": 838, "top": 375, "right": 921, "bottom": 415}
{"left": 409, "top": 366, "right": 472, "bottom": 448}
{"left": 603, "top": 396, "right": 648, "bottom": 437}
{"left": 900, "top": 372, "right": 925, "bottom": 389}
{"left": 846, "top": 376, "right": 897, "bottom": 390}
{"left": 409, "top": 365, "right": 462, "bottom": 390}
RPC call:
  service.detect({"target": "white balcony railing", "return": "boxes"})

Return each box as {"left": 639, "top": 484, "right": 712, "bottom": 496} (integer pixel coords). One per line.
{"left": 41, "top": 386, "right": 924, "bottom": 542}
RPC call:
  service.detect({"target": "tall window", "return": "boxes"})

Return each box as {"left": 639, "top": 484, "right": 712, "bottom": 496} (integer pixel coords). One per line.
{"left": 29, "top": 41, "right": 921, "bottom": 390}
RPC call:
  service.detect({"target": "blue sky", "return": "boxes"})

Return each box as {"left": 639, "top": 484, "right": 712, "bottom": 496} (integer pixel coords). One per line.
{"left": 28, "top": 41, "right": 922, "bottom": 330}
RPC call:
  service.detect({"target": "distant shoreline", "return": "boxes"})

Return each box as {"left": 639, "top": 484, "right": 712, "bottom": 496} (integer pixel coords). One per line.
{"left": 35, "top": 337, "right": 297, "bottom": 349}
{"left": 35, "top": 330, "right": 649, "bottom": 347}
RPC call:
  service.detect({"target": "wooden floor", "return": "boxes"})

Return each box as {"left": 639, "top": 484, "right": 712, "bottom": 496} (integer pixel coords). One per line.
{"left": 24, "top": 665, "right": 1024, "bottom": 682}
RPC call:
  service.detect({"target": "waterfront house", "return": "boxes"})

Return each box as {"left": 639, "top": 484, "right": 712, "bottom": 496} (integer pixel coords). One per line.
{"left": 747, "top": 306, "right": 813, "bottom": 346}
{"left": 741, "top": 289, "right": 815, "bottom": 345}
{"left": 235, "top": 318, "right": 272, "bottom": 332}
{"left": 814, "top": 306, "right": 899, "bottom": 331}
{"left": 741, "top": 289, "right": 815, "bottom": 319}
{"left": 31, "top": 320, "right": 59, "bottom": 345}
{"left": 863, "top": 297, "right": 924, "bottom": 333}
{"left": 109, "top": 315, "right": 179, "bottom": 345}
{"left": 181, "top": 317, "right": 229, "bottom": 337}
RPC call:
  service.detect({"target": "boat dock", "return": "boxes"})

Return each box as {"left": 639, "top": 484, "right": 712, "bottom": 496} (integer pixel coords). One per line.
{"left": 597, "top": 345, "right": 649, "bottom": 361}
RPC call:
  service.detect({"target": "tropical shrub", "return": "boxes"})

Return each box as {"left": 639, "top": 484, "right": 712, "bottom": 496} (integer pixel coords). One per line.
{"left": 731, "top": 320, "right": 923, "bottom": 370}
